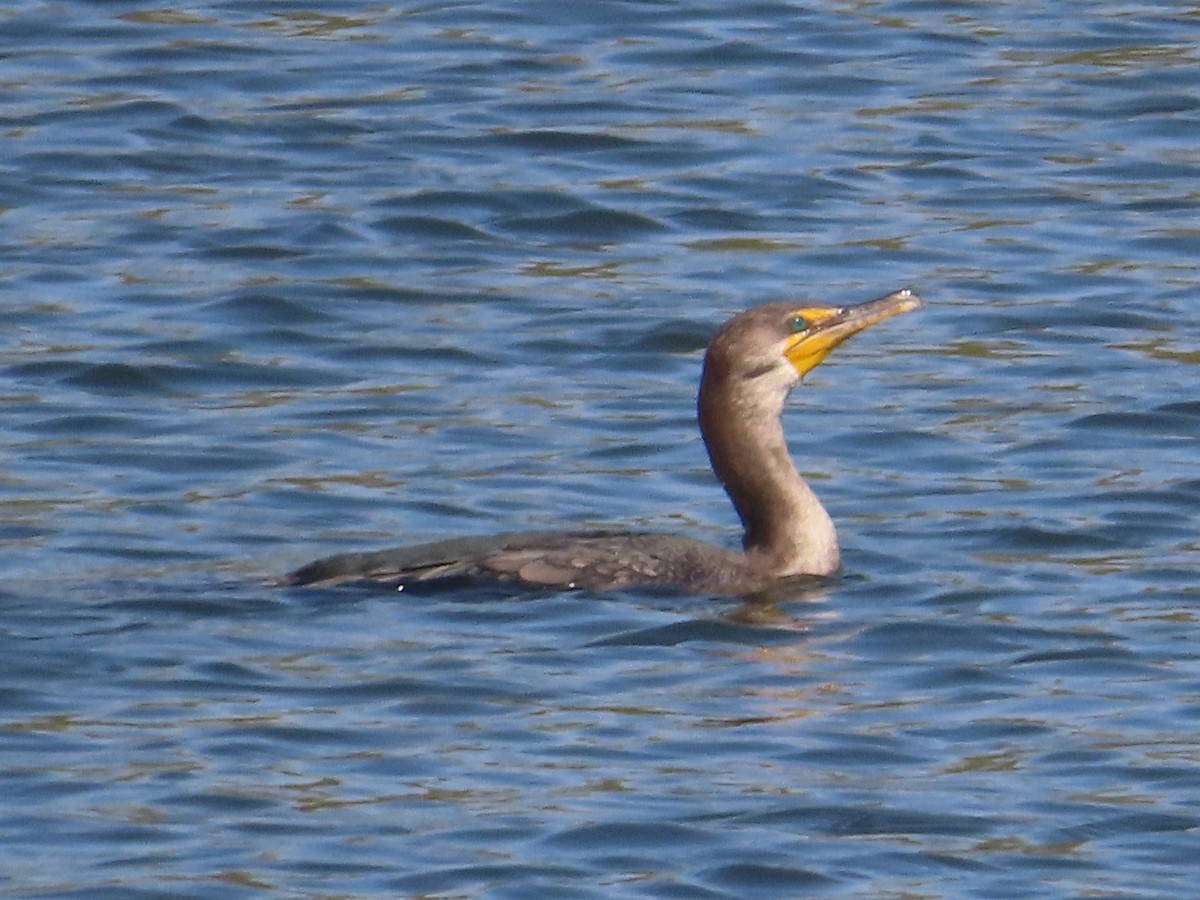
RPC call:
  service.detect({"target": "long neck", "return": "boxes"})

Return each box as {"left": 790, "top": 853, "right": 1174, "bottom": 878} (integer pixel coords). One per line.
{"left": 697, "top": 369, "right": 839, "bottom": 577}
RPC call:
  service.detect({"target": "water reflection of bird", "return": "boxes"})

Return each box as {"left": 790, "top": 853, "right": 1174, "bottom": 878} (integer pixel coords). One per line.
{"left": 283, "top": 289, "right": 920, "bottom": 594}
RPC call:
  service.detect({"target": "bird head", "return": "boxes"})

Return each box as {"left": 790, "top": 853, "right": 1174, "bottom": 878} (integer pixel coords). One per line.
{"left": 703, "top": 288, "right": 921, "bottom": 392}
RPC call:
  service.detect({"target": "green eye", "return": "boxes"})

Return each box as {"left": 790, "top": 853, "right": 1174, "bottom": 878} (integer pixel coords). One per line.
{"left": 788, "top": 314, "right": 809, "bottom": 333}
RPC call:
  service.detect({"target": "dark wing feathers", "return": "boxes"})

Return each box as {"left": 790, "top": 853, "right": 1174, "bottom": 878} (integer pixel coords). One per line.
{"left": 281, "top": 529, "right": 623, "bottom": 588}
{"left": 281, "top": 530, "right": 750, "bottom": 591}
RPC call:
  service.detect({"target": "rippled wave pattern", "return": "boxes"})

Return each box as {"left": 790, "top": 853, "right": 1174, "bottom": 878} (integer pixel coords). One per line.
{"left": 2, "top": 2, "right": 1199, "bottom": 897}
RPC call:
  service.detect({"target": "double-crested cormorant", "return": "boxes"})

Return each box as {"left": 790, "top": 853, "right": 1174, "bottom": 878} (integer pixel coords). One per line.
{"left": 283, "top": 289, "right": 920, "bottom": 593}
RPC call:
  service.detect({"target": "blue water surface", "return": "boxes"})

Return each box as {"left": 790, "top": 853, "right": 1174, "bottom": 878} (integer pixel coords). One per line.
{"left": 2, "top": 1, "right": 1200, "bottom": 897}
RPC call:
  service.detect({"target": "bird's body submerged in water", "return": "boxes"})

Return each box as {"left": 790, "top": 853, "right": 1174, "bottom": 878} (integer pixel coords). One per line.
{"left": 283, "top": 289, "right": 920, "bottom": 594}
